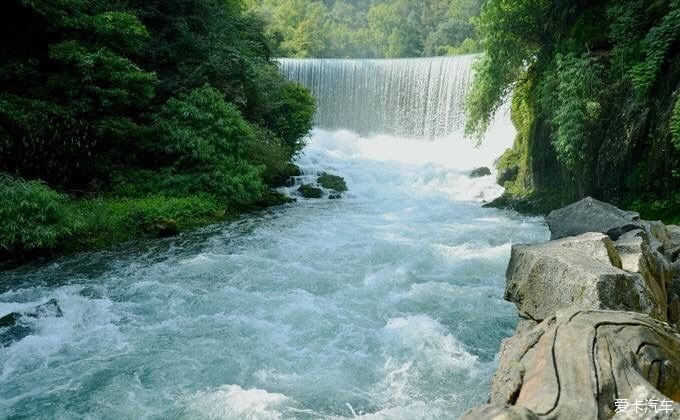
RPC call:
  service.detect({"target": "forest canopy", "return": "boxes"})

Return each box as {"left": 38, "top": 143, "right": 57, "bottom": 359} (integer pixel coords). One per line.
{"left": 244, "top": 0, "right": 484, "bottom": 58}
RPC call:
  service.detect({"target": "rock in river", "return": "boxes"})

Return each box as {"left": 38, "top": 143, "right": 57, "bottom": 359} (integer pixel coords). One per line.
{"left": 317, "top": 173, "right": 348, "bottom": 192}
{"left": 0, "top": 298, "right": 63, "bottom": 347}
{"left": 470, "top": 166, "right": 492, "bottom": 178}
{"left": 297, "top": 184, "right": 323, "bottom": 199}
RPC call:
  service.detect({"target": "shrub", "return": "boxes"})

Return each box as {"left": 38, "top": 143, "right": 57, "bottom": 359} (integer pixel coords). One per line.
{"left": 245, "top": 125, "right": 296, "bottom": 186}
{"left": 151, "top": 85, "right": 265, "bottom": 206}
{"left": 262, "top": 82, "right": 315, "bottom": 153}
{"left": 153, "top": 85, "right": 255, "bottom": 165}
{"left": 0, "top": 175, "right": 76, "bottom": 255}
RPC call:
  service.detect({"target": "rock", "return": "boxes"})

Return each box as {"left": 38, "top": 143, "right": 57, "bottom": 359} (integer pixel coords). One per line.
{"left": 546, "top": 197, "right": 642, "bottom": 241}
{"left": 0, "top": 299, "right": 63, "bottom": 347}
{"left": 670, "top": 261, "right": 680, "bottom": 326}
{"left": 506, "top": 233, "right": 665, "bottom": 322}
{"left": 641, "top": 220, "right": 673, "bottom": 255}
{"left": 462, "top": 310, "right": 680, "bottom": 419}
{"left": 297, "top": 184, "right": 323, "bottom": 199}
{"left": 470, "top": 167, "right": 492, "bottom": 178}
{"left": 667, "top": 225, "right": 680, "bottom": 262}
{"left": 328, "top": 193, "right": 342, "bottom": 200}
{"left": 497, "top": 166, "right": 519, "bottom": 186}
{"left": 317, "top": 173, "right": 347, "bottom": 192}
{"left": 614, "top": 229, "right": 670, "bottom": 320}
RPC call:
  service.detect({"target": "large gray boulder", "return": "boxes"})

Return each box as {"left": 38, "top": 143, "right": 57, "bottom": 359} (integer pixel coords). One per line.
{"left": 506, "top": 233, "right": 665, "bottom": 322}
{"left": 546, "top": 197, "right": 642, "bottom": 240}
{"left": 461, "top": 310, "right": 680, "bottom": 420}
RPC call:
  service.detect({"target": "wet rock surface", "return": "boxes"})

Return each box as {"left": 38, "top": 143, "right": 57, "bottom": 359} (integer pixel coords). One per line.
{"left": 0, "top": 298, "right": 63, "bottom": 347}
{"left": 466, "top": 198, "right": 680, "bottom": 418}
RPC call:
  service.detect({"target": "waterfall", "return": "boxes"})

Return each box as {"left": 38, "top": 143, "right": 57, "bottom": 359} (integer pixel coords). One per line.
{"left": 278, "top": 55, "right": 477, "bottom": 139}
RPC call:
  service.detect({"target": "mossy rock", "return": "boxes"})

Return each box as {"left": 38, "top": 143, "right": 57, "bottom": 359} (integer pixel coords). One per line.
{"left": 470, "top": 167, "right": 492, "bottom": 178}
{"left": 318, "top": 173, "right": 347, "bottom": 192}
{"left": 298, "top": 184, "right": 323, "bottom": 199}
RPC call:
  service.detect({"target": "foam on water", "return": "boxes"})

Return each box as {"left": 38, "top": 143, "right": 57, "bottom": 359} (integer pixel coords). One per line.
{"left": 0, "top": 120, "right": 547, "bottom": 418}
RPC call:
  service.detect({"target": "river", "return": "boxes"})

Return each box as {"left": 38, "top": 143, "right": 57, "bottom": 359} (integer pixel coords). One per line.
{"left": 0, "top": 57, "right": 548, "bottom": 419}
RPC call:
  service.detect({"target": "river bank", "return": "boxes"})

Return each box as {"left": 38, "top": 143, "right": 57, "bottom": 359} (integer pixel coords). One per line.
{"left": 463, "top": 197, "right": 680, "bottom": 418}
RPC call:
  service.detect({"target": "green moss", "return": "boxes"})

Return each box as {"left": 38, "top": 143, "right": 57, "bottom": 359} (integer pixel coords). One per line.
{"left": 471, "top": 1, "right": 680, "bottom": 215}
{"left": 317, "top": 173, "right": 348, "bottom": 192}
{"left": 297, "top": 184, "right": 323, "bottom": 199}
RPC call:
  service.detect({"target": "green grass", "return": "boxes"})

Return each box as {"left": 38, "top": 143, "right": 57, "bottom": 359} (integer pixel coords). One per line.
{"left": 0, "top": 174, "right": 237, "bottom": 260}
{"left": 66, "top": 194, "right": 230, "bottom": 251}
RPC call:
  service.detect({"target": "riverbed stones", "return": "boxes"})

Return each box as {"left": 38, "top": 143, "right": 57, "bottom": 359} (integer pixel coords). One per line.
{"left": 317, "top": 173, "right": 347, "bottom": 192}
{"left": 470, "top": 166, "right": 492, "bottom": 178}
{"left": 505, "top": 232, "right": 664, "bottom": 322}
{"left": 461, "top": 310, "right": 680, "bottom": 420}
{"left": 297, "top": 184, "right": 323, "bottom": 198}
{"left": 546, "top": 196, "right": 642, "bottom": 240}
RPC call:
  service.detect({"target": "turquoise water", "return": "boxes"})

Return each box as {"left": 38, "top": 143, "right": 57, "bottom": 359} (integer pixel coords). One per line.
{"left": 0, "top": 129, "right": 547, "bottom": 419}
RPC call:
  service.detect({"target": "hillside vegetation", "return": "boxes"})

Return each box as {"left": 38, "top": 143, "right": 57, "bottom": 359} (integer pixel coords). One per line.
{"left": 468, "top": 0, "right": 680, "bottom": 223}
{"left": 0, "top": 0, "right": 315, "bottom": 259}
{"left": 244, "top": 0, "right": 484, "bottom": 58}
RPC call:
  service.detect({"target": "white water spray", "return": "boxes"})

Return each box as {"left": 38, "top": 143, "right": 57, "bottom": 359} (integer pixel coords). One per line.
{"left": 279, "top": 56, "right": 477, "bottom": 139}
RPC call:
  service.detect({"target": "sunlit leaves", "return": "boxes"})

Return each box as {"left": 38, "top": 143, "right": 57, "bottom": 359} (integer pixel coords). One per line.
{"left": 464, "top": 0, "right": 550, "bottom": 137}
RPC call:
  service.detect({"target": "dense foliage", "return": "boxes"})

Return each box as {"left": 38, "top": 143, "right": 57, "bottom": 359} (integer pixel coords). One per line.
{"left": 468, "top": 0, "right": 680, "bottom": 221}
{"left": 245, "top": 0, "right": 484, "bottom": 58}
{"left": 0, "top": 0, "right": 315, "bottom": 259}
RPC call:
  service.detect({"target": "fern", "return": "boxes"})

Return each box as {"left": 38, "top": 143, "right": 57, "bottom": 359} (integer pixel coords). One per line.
{"left": 549, "top": 53, "right": 602, "bottom": 170}
{"left": 671, "top": 96, "right": 680, "bottom": 151}
{"left": 629, "top": 6, "right": 680, "bottom": 95}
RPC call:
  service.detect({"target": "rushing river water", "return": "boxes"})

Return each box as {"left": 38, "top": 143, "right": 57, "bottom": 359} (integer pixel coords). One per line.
{"left": 0, "top": 57, "right": 548, "bottom": 419}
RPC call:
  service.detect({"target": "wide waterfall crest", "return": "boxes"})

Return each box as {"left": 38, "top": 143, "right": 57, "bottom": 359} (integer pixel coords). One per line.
{"left": 278, "top": 55, "right": 477, "bottom": 139}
